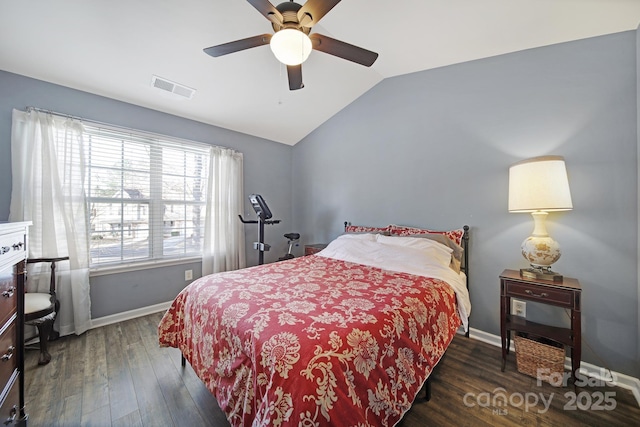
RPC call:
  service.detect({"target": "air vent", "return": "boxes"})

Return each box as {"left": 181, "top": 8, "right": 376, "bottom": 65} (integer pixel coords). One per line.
{"left": 151, "top": 75, "right": 196, "bottom": 99}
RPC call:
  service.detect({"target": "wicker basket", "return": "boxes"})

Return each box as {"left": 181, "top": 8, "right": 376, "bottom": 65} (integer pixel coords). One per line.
{"left": 514, "top": 335, "right": 564, "bottom": 382}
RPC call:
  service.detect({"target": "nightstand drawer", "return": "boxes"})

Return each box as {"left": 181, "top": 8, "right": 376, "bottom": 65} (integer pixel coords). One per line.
{"left": 506, "top": 281, "right": 573, "bottom": 307}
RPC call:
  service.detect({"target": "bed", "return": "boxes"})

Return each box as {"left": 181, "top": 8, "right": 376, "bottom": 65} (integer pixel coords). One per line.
{"left": 158, "top": 223, "right": 470, "bottom": 426}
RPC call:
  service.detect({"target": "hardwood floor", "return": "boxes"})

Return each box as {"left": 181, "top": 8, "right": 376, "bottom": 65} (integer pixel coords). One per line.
{"left": 24, "top": 312, "right": 639, "bottom": 426}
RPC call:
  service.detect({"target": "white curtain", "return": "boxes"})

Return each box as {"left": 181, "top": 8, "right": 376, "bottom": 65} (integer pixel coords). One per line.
{"left": 203, "top": 146, "right": 245, "bottom": 275}
{"left": 9, "top": 109, "right": 92, "bottom": 335}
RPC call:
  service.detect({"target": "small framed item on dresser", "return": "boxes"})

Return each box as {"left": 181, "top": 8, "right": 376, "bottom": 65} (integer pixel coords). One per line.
{"left": 0, "top": 222, "right": 30, "bottom": 426}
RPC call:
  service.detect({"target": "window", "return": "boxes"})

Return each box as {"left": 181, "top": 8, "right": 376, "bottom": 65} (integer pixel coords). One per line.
{"left": 83, "top": 125, "right": 209, "bottom": 267}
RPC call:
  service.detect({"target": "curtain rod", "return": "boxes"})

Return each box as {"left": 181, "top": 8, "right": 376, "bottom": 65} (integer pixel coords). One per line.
{"left": 26, "top": 106, "right": 82, "bottom": 122}
{"left": 23, "top": 106, "right": 235, "bottom": 153}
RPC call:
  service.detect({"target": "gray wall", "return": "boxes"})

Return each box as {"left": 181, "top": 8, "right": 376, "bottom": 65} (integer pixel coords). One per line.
{"left": 0, "top": 70, "right": 293, "bottom": 318}
{"left": 292, "top": 32, "right": 639, "bottom": 378}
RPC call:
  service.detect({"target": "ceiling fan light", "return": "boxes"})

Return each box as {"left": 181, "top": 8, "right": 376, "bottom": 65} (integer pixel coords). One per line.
{"left": 270, "top": 28, "right": 312, "bottom": 66}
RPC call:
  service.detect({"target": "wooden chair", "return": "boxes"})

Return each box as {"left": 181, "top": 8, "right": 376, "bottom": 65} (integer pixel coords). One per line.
{"left": 25, "top": 256, "right": 68, "bottom": 365}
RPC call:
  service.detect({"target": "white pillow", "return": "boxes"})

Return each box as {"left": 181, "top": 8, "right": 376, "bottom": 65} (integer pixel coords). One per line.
{"left": 376, "top": 234, "right": 452, "bottom": 253}
{"left": 337, "top": 232, "right": 377, "bottom": 241}
{"left": 376, "top": 234, "right": 453, "bottom": 267}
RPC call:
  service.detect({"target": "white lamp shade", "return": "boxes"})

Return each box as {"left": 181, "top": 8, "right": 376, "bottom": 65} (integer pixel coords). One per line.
{"left": 270, "top": 29, "right": 312, "bottom": 66}
{"left": 508, "top": 156, "right": 573, "bottom": 212}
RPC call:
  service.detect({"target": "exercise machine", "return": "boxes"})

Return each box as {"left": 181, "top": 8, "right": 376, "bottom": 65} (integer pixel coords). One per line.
{"left": 278, "top": 233, "right": 300, "bottom": 261}
{"left": 238, "top": 194, "right": 280, "bottom": 265}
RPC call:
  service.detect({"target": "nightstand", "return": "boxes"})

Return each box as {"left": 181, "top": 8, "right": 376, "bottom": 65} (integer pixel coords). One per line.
{"left": 304, "top": 244, "right": 327, "bottom": 256}
{"left": 500, "top": 269, "right": 582, "bottom": 384}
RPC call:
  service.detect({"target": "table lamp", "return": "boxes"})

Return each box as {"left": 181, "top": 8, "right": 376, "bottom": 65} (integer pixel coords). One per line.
{"left": 508, "top": 156, "right": 573, "bottom": 282}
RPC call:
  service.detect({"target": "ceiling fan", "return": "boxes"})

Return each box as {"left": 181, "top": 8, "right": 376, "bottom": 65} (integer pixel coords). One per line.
{"left": 203, "top": 0, "right": 378, "bottom": 90}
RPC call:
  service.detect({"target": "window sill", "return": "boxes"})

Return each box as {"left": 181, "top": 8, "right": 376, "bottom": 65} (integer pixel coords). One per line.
{"left": 90, "top": 256, "right": 201, "bottom": 277}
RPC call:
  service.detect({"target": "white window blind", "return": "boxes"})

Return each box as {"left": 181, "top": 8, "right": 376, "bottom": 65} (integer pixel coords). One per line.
{"left": 83, "top": 124, "right": 210, "bottom": 266}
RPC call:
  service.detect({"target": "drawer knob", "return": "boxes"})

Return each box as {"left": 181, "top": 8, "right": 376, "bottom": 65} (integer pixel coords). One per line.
{"left": 3, "top": 405, "right": 16, "bottom": 425}
{"left": 1, "top": 346, "right": 14, "bottom": 362}
{"left": 0, "top": 247, "right": 9, "bottom": 254}
{"left": 1, "top": 287, "right": 14, "bottom": 299}
{"left": 525, "top": 289, "right": 548, "bottom": 298}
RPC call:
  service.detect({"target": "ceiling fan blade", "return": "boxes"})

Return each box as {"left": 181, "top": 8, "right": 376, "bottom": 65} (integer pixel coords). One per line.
{"left": 309, "top": 33, "right": 378, "bottom": 67}
{"left": 297, "top": 0, "right": 341, "bottom": 27}
{"left": 247, "top": 0, "right": 283, "bottom": 25}
{"left": 287, "top": 65, "right": 304, "bottom": 90}
{"left": 204, "top": 34, "right": 272, "bottom": 57}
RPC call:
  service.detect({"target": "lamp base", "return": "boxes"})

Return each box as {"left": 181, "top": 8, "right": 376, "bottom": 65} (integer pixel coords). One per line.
{"left": 520, "top": 266, "right": 563, "bottom": 283}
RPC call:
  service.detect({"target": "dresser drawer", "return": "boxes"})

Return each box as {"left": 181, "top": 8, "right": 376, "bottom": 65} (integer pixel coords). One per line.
{"left": 0, "top": 231, "right": 26, "bottom": 269}
{"left": 0, "top": 266, "right": 17, "bottom": 329}
{"left": 0, "top": 322, "right": 16, "bottom": 393}
{"left": 505, "top": 281, "right": 574, "bottom": 308}
{"left": 0, "top": 370, "right": 19, "bottom": 426}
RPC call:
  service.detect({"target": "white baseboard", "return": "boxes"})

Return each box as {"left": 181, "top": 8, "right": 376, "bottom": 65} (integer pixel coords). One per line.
{"left": 465, "top": 327, "right": 640, "bottom": 407}
{"left": 90, "top": 301, "right": 173, "bottom": 330}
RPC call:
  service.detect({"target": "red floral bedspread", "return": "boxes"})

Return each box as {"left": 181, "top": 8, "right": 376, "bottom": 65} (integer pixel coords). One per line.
{"left": 158, "top": 254, "right": 461, "bottom": 426}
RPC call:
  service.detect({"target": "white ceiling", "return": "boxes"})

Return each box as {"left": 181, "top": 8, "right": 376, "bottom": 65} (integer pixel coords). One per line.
{"left": 2, "top": 0, "right": 639, "bottom": 146}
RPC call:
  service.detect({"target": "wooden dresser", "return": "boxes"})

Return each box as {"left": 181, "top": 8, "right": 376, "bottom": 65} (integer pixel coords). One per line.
{"left": 0, "top": 222, "right": 29, "bottom": 426}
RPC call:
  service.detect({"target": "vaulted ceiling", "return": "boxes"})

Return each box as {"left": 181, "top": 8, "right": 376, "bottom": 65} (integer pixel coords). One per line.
{"left": 2, "top": 1, "right": 639, "bottom": 145}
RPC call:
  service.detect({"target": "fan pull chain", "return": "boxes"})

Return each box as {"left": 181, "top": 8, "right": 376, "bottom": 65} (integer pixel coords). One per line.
{"left": 278, "top": 62, "right": 284, "bottom": 105}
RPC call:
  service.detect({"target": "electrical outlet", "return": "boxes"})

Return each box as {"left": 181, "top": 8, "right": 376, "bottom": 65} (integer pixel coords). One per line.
{"left": 185, "top": 269, "right": 193, "bottom": 281}
{"left": 512, "top": 299, "right": 526, "bottom": 317}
